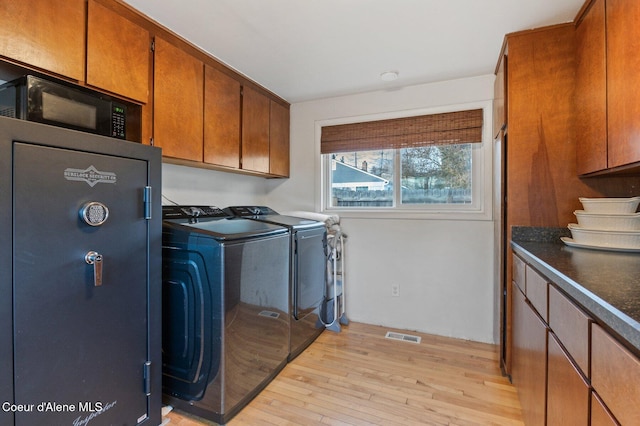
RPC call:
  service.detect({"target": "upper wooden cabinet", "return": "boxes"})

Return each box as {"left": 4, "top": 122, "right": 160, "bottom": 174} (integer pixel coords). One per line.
{"left": 86, "top": 0, "right": 150, "bottom": 103}
{"left": 0, "top": 0, "right": 85, "bottom": 81}
{"left": 575, "top": 0, "right": 607, "bottom": 175}
{"left": 204, "top": 65, "right": 241, "bottom": 169}
{"left": 0, "top": 0, "right": 289, "bottom": 177}
{"left": 606, "top": 0, "right": 640, "bottom": 169}
{"left": 242, "top": 86, "right": 271, "bottom": 174}
{"left": 269, "top": 100, "right": 290, "bottom": 177}
{"left": 493, "top": 56, "right": 507, "bottom": 140}
{"left": 187, "top": 67, "right": 292, "bottom": 177}
{"left": 153, "top": 37, "right": 204, "bottom": 162}
{"left": 576, "top": 0, "right": 640, "bottom": 174}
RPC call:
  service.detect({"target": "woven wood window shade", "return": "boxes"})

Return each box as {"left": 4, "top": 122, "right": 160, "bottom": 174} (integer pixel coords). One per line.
{"left": 321, "top": 108, "right": 483, "bottom": 154}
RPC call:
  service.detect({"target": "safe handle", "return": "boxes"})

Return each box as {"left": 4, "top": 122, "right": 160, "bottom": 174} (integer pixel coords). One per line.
{"left": 85, "top": 251, "right": 103, "bottom": 287}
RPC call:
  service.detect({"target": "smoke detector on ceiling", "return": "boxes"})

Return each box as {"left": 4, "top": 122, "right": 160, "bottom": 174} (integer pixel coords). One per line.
{"left": 380, "top": 71, "right": 399, "bottom": 82}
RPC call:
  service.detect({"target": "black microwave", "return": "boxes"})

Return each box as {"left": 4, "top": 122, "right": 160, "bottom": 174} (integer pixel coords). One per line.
{"left": 0, "top": 75, "right": 127, "bottom": 139}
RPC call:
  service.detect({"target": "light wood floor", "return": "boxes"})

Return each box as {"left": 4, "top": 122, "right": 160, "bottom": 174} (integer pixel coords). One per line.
{"left": 164, "top": 322, "right": 524, "bottom": 425}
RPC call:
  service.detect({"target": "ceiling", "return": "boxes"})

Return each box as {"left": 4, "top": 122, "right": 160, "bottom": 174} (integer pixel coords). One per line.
{"left": 123, "top": 0, "right": 585, "bottom": 103}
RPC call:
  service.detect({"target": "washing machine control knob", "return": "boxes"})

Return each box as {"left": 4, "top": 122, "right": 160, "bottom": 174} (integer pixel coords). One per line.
{"left": 181, "top": 206, "right": 203, "bottom": 217}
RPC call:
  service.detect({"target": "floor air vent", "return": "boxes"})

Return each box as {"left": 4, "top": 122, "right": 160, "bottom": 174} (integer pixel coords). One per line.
{"left": 258, "top": 310, "right": 280, "bottom": 319}
{"left": 385, "top": 331, "right": 421, "bottom": 344}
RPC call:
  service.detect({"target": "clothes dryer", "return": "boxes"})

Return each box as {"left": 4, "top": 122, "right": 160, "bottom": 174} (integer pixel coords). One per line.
{"left": 224, "top": 206, "right": 327, "bottom": 360}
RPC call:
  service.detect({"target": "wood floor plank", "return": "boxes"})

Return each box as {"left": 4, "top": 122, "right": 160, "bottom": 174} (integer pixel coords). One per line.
{"left": 164, "top": 322, "right": 523, "bottom": 425}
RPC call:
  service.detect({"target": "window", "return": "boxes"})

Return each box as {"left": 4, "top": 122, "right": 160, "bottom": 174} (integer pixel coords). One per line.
{"left": 321, "top": 108, "right": 487, "bottom": 215}
{"left": 401, "top": 144, "right": 472, "bottom": 205}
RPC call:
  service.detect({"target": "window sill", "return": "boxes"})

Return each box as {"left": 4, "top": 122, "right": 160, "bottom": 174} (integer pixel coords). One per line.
{"left": 321, "top": 208, "right": 492, "bottom": 221}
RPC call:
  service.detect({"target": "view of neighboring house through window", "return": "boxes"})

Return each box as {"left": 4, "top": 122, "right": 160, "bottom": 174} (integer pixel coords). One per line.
{"left": 322, "top": 109, "right": 482, "bottom": 210}
{"left": 329, "top": 151, "right": 393, "bottom": 206}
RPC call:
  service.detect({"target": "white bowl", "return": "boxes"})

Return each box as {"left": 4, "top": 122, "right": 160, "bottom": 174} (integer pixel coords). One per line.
{"left": 568, "top": 223, "right": 640, "bottom": 249}
{"left": 573, "top": 210, "right": 640, "bottom": 231}
{"left": 579, "top": 196, "right": 640, "bottom": 214}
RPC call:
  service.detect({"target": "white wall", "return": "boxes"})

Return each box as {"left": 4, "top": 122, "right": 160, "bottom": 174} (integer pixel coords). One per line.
{"left": 266, "top": 75, "right": 498, "bottom": 343}
{"left": 162, "top": 163, "right": 267, "bottom": 207}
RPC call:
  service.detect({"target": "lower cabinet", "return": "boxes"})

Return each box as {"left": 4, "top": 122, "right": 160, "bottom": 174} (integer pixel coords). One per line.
{"left": 512, "top": 281, "right": 547, "bottom": 426}
{"left": 512, "top": 253, "right": 640, "bottom": 426}
{"left": 590, "top": 392, "right": 618, "bottom": 426}
{"left": 592, "top": 323, "right": 640, "bottom": 425}
{"left": 546, "top": 333, "right": 589, "bottom": 425}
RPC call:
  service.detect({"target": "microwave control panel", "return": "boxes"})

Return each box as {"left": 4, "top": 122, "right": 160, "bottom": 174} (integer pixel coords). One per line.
{"left": 111, "top": 103, "right": 126, "bottom": 139}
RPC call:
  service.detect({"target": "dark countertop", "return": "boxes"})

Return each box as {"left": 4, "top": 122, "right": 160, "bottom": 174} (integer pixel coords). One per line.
{"left": 511, "top": 227, "right": 640, "bottom": 354}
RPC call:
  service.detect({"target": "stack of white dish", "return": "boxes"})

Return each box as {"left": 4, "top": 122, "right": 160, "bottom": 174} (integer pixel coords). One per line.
{"left": 562, "top": 196, "right": 640, "bottom": 251}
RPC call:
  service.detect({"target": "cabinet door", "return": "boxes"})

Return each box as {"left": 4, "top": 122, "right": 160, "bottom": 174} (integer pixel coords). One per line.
{"left": 86, "top": 0, "right": 149, "bottom": 103}
{"left": 607, "top": 0, "right": 640, "bottom": 168}
{"left": 269, "top": 100, "right": 290, "bottom": 177}
{"left": 153, "top": 37, "right": 203, "bottom": 162}
{"left": 512, "top": 282, "right": 547, "bottom": 426}
{"left": 591, "top": 392, "right": 618, "bottom": 426}
{"left": 242, "top": 86, "right": 270, "bottom": 173}
{"left": 575, "top": 0, "right": 607, "bottom": 175}
{"left": 493, "top": 55, "right": 506, "bottom": 140}
{"left": 592, "top": 323, "right": 640, "bottom": 425}
{"left": 546, "top": 333, "right": 589, "bottom": 426}
{"left": 548, "top": 285, "right": 590, "bottom": 375}
{"left": 204, "top": 65, "right": 240, "bottom": 168}
{"left": 512, "top": 254, "right": 526, "bottom": 293}
{"left": 0, "top": 0, "right": 84, "bottom": 81}
{"left": 525, "top": 265, "right": 547, "bottom": 321}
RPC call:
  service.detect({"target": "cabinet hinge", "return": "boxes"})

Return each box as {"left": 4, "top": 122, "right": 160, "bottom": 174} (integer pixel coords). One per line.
{"left": 149, "top": 137, "right": 154, "bottom": 146}
{"left": 150, "top": 40, "right": 155, "bottom": 52}
{"left": 143, "top": 361, "right": 152, "bottom": 396}
{"left": 143, "top": 186, "right": 152, "bottom": 220}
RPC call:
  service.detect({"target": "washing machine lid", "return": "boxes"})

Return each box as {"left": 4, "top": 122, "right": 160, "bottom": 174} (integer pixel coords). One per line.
{"left": 254, "top": 214, "right": 324, "bottom": 230}
{"left": 224, "top": 206, "right": 324, "bottom": 230}
{"left": 163, "top": 205, "right": 288, "bottom": 240}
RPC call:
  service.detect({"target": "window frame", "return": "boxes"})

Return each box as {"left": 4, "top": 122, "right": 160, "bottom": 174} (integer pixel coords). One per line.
{"left": 317, "top": 101, "right": 493, "bottom": 221}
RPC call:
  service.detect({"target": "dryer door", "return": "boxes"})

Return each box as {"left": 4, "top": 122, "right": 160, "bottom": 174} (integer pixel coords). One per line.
{"left": 13, "top": 142, "right": 151, "bottom": 425}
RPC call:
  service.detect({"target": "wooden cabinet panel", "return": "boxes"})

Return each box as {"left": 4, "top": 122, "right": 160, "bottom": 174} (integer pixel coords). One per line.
{"left": 548, "top": 285, "right": 590, "bottom": 375}
{"left": 86, "top": 0, "right": 149, "bottom": 103}
{"left": 606, "top": 0, "right": 640, "bottom": 168}
{"left": 592, "top": 323, "right": 640, "bottom": 425}
{"left": 506, "top": 25, "right": 598, "bottom": 228}
{"left": 241, "top": 86, "right": 270, "bottom": 174}
{"left": 512, "top": 282, "right": 547, "bottom": 426}
{"left": 512, "top": 254, "right": 526, "bottom": 294}
{"left": 591, "top": 392, "right": 619, "bottom": 426}
{"left": 546, "top": 333, "right": 589, "bottom": 426}
{"left": 153, "top": 37, "right": 203, "bottom": 162}
{"left": 269, "top": 100, "right": 290, "bottom": 177}
{"left": 0, "top": 0, "right": 85, "bottom": 81}
{"left": 575, "top": 0, "right": 607, "bottom": 175}
{"left": 493, "top": 56, "right": 506, "bottom": 140}
{"left": 499, "top": 25, "right": 606, "bottom": 376}
{"left": 525, "top": 266, "right": 547, "bottom": 321}
{"left": 204, "top": 66, "right": 241, "bottom": 168}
